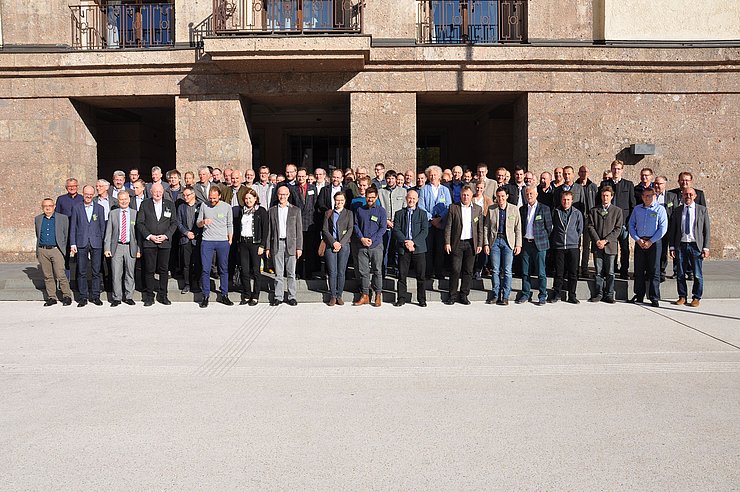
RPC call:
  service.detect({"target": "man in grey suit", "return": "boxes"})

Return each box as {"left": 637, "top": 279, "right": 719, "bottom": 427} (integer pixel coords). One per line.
{"left": 670, "top": 187, "right": 710, "bottom": 307}
{"left": 266, "top": 185, "right": 303, "bottom": 306}
{"left": 654, "top": 176, "right": 680, "bottom": 281}
{"left": 35, "top": 198, "right": 73, "bottom": 306}
{"left": 104, "top": 190, "right": 139, "bottom": 306}
{"left": 587, "top": 186, "right": 623, "bottom": 303}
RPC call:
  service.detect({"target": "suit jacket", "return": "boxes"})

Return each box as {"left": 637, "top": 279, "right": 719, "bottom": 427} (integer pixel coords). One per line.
{"left": 177, "top": 201, "right": 202, "bottom": 246}
{"left": 519, "top": 202, "right": 553, "bottom": 251}
{"left": 294, "top": 183, "right": 318, "bottom": 231}
{"left": 669, "top": 187, "right": 706, "bottom": 207}
{"left": 193, "top": 181, "right": 213, "bottom": 204}
{"left": 587, "top": 204, "right": 624, "bottom": 256}
{"left": 135, "top": 198, "right": 178, "bottom": 249}
{"left": 484, "top": 203, "right": 522, "bottom": 249}
{"left": 553, "top": 183, "right": 586, "bottom": 214}
{"left": 270, "top": 181, "right": 301, "bottom": 208}
{"left": 660, "top": 191, "right": 681, "bottom": 221}
{"left": 316, "top": 184, "right": 348, "bottom": 216}
{"left": 145, "top": 181, "right": 171, "bottom": 199}
{"left": 104, "top": 207, "right": 139, "bottom": 258}
{"left": 70, "top": 202, "right": 106, "bottom": 249}
{"left": 321, "top": 208, "right": 354, "bottom": 247}
{"left": 600, "top": 178, "right": 636, "bottom": 218}
{"left": 444, "top": 203, "right": 484, "bottom": 251}
{"left": 95, "top": 195, "right": 118, "bottom": 220}
{"left": 266, "top": 204, "right": 303, "bottom": 255}
{"left": 670, "top": 203, "right": 710, "bottom": 251}
{"left": 34, "top": 212, "right": 69, "bottom": 256}
{"left": 392, "top": 207, "right": 429, "bottom": 255}
{"left": 577, "top": 179, "right": 599, "bottom": 212}
{"left": 221, "top": 185, "right": 249, "bottom": 208}
{"left": 501, "top": 183, "right": 519, "bottom": 206}
{"left": 238, "top": 206, "right": 269, "bottom": 247}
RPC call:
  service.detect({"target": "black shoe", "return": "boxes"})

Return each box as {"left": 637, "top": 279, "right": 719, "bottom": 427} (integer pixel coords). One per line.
{"left": 110, "top": 300, "right": 121, "bottom": 307}
{"left": 686, "top": 272, "right": 694, "bottom": 281}
{"left": 248, "top": 299, "right": 258, "bottom": 306}
{"left": 393, "top": 300, "right": 406, "bottom": 307}
{"left": 660, "top": 275, "right": 666, "bottom": 283}
{"left": 240, "top": 297, "right": 249, "bottom": 305}
{"left": 459, "top": 295, "right": 470, "bottom": 305}
{"left": 77, "top": 299, "right": 88, "bottom": 307}
{"left": 567, "top": 296, "right": 580, "bottom": 304}
{"left": 515, "top": 296, "right": 528, "bottom": 304}
{"left": 500, "top": 299, "right": 509, "bottom": 306}
{"left": 123, "top": 299, "right": 135, "bottom": 306}
{"left": 628, "top": 295, "right": 643, "bottom": 304}
{"left": 287, "top": 299, "right": 297, "bottom": 306}
{"left": 650, "top": 299, "right": 660, "bottom": 308}
{"left": 589, "top": 295, "right": 602, "bottom": 303}
{"left": 418, "top": 301, "right": 427, "bottom": 307}
{"left": 603, "top": 296, "right": 615, "bottom": 304}
{"left": 91, "top": 298, "right": 103, "bottom": 306}
{"left": 533, "top": 300, "right": 544, "bottom": 306}
{"left": 143, "top": 299, "right": 154, "bottom": 307}
{"left": 547, "top": 294, "right": 559, "bottom": 304}
{"left": 270, "top": 299, "right": 282, "bottom": 306}
{"left": 200, "top": 297, "right": 209, "bottom": 308}
{"left": 44, "top": 299, "right": 57, "bottom": 307}
{"left": 444, "top": 297, "right": 456, "bottom": 306}
{"left": 219, "top": 295, "right": 234, "bottom": 306}
{"left": 62, "top": 297, "right": 72, "bottom": 306}
{"left": 181, "top": 285, "right": 190, "bottom": 294}
{"left": 158, "top": 296, "right": 172, "bottom": 306}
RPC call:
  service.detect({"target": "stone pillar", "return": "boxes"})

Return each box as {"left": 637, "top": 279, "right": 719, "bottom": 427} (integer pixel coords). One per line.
{"left": 527, "top": 0, "right": 594, "bottom": 42}
{"left": 0, "top": 98, "right": 97, "bottom": 258}
{"left": 175, "top": 94, "right": 253, "bottom": 173}
{"left": 363, "top": 0, "right": 416, "bottom": 42}
{"left": 176, "top": 0, "right": 213, "bottom": 45}
{"left": 350, "top": 92, "right": 416, "bottom": 172}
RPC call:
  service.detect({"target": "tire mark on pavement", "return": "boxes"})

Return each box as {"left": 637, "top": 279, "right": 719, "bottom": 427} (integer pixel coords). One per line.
{"left": 642, "top": 306, "right": 740, "bottom": 351}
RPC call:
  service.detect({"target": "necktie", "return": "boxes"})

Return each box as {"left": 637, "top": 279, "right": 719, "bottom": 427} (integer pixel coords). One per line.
{"left": 407, "top": 209, "right": 413, "bottom": 240}
{"left": 120, "top": 210, "right": 127, "bottom": 243}
{"left": 684, "top": 207, "right": 690, "bottom": 236}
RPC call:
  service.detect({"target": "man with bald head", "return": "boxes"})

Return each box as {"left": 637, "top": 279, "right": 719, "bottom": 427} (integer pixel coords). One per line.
{"left": 136, "top": 182, "right": 178, "bottom": 306}
{"left": 392, "top": 189, "right": 429, "bottom": 307}
{"left": 70, "top": 185, "right": 106, "bottom": 307}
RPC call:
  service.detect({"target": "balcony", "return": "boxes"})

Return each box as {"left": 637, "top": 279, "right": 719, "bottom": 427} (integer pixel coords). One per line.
{"left": 416, "top": 0, "right": 527, "bottom": 44}
{"left": 71, "top": 2, "right": 174, "bottom": 49}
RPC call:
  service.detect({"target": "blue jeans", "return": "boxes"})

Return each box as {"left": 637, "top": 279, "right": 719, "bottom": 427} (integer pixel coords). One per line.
{"left": 201, "top": 240, "right": 230, "bottom": 297}
{"left": 593, "top": 249, "right": 616, "bottom": 297}
{"left": 676, "top": 242, "right": 704, "bottom": 300}
{"left": 521, "top": 240, "right": 547, "bottom": 302}
{"left": 490, "top": 236, "right": 513, "bottom": 299}
{"left": 325, "top": 243, "right": 350, "bottom": 298}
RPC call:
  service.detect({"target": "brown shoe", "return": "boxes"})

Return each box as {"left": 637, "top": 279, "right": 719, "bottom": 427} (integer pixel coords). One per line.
{"left": 374, "top": 293, "right": 382, "bottom": 307}
{"left": 353, "top": 294, "right": 370, "bottom": 306}
{"left": 336, "top": 297, "right": 344, "bottom": 306}
{"left": 689, "top": 298, "right": 700, "bottom": 307}
{"left": 674, "top": 297, "right": 686, "bottom": 305}
{"left": 327, "top": 297, "right": 336, "bottom": 306}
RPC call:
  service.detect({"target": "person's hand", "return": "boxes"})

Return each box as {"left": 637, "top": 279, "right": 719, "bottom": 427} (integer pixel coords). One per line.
{"left": 187, "top": 232, "right": 195, "bottom": 240}
{"left": 444, "top": 244, "right": 451, "bottom": 254}
{"left": 431, "top": 217, "right": 442, "bottom": 229}
{"left": 104, "top": 251, "right": 112, "bottom": 258}
{"left": 257, "top": 246, "right": 264, "bottom": 256}
{"left": 70, "top": 245, "right": 77, "bottom": 256}
{"left": 513, "top": 246, "right": 521, "bottom": 256}
{"left": 404, "top": 240, "right": 415, "bottom": 252}
{"left": 332, "top": 241, "right": 341, "bottom": 252}
{"left": 670, "top": 249, "right": 676, "bottom": 259}
{"left": 136, "top": 252, "right": 141, "bottom": 258}
{"left": 702, "top": 249, "right": 710, "bottom": 258}
{"left": 596, "top": 240, "right": 606, "bottom": 250}
{"left": 204, "top": 218, "right": 213, "bottom": 225}
{"left": 296, "top": 249, "right": 302, "bottom": 259}
{"left": 361, "top": 238, "right": 372, "bottom": 247}
{"left": 484, "top": 245, "right": 490, "bottom": 256}
{"left": 265, "top": 249, "right": 271, "bottom": 259}
{"left": 476, "top": 246, "right": 483, "bottom": 255}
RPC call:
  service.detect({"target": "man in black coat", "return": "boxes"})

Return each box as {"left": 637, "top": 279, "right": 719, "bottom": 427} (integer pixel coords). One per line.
{"left": 599, "top": 159, "right": 636, "bottom": 279}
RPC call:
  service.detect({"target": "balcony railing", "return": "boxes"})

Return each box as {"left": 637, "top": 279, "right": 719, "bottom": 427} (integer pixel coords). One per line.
{"left": 416, "top": 0, "right": 527, "bottom": 44}
{"left": 191, "top": 0, "right": 363, "bottom": 47}
{"left": 71, "top": 2, "right": 174, "bottom": 49}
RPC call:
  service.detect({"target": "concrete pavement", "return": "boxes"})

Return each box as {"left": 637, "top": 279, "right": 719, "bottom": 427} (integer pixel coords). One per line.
{"left": 1, "top": 300, "right": 739, "bottom": 489}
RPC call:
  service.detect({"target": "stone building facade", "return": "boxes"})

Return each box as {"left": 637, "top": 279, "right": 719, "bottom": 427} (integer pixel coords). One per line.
{"left": 0, "top": 0, "right": 738, "bottom": 259}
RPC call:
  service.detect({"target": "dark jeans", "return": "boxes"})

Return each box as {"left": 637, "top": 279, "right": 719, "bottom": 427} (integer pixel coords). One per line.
{"left": 180, "top": 241, "right": 201, "bottom": 288}
{"left": 553, "top": 248, "right": 579, "bottom": 297}
{"left": 299, "top": 228, "right": 320, "bottom": 278}
{"left": 201, "top": 240, "right": 230, "bottom": 297}
{"left": 633, "top": 239, "right": 661, "bottom": 301}
{"left": 593, "top": 249, "right": 616, "bottom": 297}
{"left": 77, "top": 245, "right": 102, "bottom": 300}
{"left": 325, "top": 243, "right": 350, "bottom": 299}
{"left": 676, "top": 242, "right": 704, "bottom": 300}
{"left": 238, "top": 239, "right": 262, "bottom": 299}
{"left": 142, "top": 246, "right": 171, "bottom": 300}
{"left": 449, "top": 239, "right": 475, "bottom": 298}
{"left": 398, "top": 251, "right": 426, "bottom": 303}
{"left": 521, "top": 240, "right": 547, "bottom": 302}
{"left": 426, "top": 224, "right": 446, "bottom": 280}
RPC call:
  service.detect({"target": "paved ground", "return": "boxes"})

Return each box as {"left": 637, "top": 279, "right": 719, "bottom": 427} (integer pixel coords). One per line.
{"left": 1, "top": 300, "right": 739, "bottom": 489}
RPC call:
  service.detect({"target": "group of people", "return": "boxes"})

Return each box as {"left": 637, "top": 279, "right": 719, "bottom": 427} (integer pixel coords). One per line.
{"left": 35, "top": 160, "right": 710, "bottom": 309}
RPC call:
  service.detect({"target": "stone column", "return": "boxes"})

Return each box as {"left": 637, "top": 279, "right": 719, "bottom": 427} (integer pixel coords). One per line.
{"left": 350, "top": 92, "right": 416, "bottom": 171}
{"left": 175, "top": 94, "right": 253, "bottom": 173}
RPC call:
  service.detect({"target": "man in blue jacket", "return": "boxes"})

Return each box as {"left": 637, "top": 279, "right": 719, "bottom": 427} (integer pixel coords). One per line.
{"left": 70, "top": 185, "right": 106, "bottom": 307}
{"left": 418, "top": 165, "right": 452, "bottom": 282}
{"left": 352, "top": 186, "right": 387, "bottom": 307}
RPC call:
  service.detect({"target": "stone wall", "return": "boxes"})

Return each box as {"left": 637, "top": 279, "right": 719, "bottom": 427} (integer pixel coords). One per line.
{"left": 363, "top": 0, "right": 416, "bottom": 41}
{"left": 527, "top": 92, "right": 739, "bottom": 258}
{"left": 350, "top": 92, "right": 416, "bottom": 171}
{"left": 528, "top": 0, "right": 594, "bottom": 41}
{"left": 175, "top": 95, "right": 252, "bottom": 173}
{"left": 0, "top": 0, "right": 70, "bottom": 46}
{"left": 0, "top": 98, "right": 97, "bottom": 259}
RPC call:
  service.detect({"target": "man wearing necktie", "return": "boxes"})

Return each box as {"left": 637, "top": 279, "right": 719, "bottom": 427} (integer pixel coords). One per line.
{"left": 392, "top": 190, "right": 429, "bottom": 307}
{"left": 104, "top": 190, "right": 139, "bottom": 306}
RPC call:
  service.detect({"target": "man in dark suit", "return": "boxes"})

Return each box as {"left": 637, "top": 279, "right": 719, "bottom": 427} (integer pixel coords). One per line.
{"left": 654, "top": 176, "right": 680, "bottom": 281}
{"left": 392, "top": 189, "right": 429, "bottom": 307}
{"left": 669, "top": 171, "right": 706, "bottom": 206}
{"left": 587, "top": 186, "right": 624, "bottom": 303}
{"left": 444, "top": 185, "right": 484, "bottom": 305}
{"left": 536, "top": 172, "right": 555, "bottom": 209}
{"left": 221, "top": 169, "right": 247, "bottom": 286}
{"left": 576, "top": 165, "right": 599, "bottom": 277}
{"left": 177, "top": 187, "right": 202, "bottom": 293}
{"left": 517, "top": 186, "right": 553, "bottom": 305}
{"left": 294, "top": 167, "right": 320, "bottom": 279}
{"left": 670, "top": 187, "right": 710, "bottom": 307}
{"left": 270, "top": 163, "right": 302, "bottom": 207}
{"left": 104, "top": 190, "right": 139, "bottom": 306}
{"left": 265, "top": 185, "right": 303, "bottom": 306}
{"left": 35, "top": 198, "right": 73, "bottom": 306}
{"left": 194, "top": 167, "right": 214, "bottom": 204}
{"left": 317, "top": 168, "right": 349, "bottom": 216}
{"left": 599, "top": 159, "right": 636, "bottom": 279}
{"left": 70, "top": 185, "right": 106, "bottom": 307}
{"left": 136, "top": 182, "right": 178, "bottom": 306}
{"left": 494, "top": 167, "right": 519, "bottom": 206}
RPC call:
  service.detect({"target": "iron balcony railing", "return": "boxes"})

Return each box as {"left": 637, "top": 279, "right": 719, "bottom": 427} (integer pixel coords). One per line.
{"left": 70, "top": 2, "right": 174, "bottom": 49}
{"left": 191, "top": 0, "right": 363, "bottom": 47}
{"left": 417, "top": 0, "right": 527, "bottom": 44}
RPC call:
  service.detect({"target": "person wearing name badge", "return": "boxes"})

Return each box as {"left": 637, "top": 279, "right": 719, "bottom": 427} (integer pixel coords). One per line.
{"left": 653, "top": 176, "right": 680, "bottom": 282}
{"left": 237, "top": 188, "right": 268, "bottom": 306}
{"left": 196, "top": 187, "right": 234, "bottom": 307}
{"left": 444, "top": 185, "right": 484, "bottom": 305}
{"left": 392, "top": 189, "right": 429, "bottom": 307}
{"left": 418, "top": 165, "right": 452, "bottom": 282}
{"left": 265, "top": 185, "right": 303, "bottom": 306}
{"left": 484, "top": 186, "right": 522, "bottom": 306}
{"left": 35, "top": 197, "right": 73, "bottom": 306}
{"left": 70, "top": 185, "right": 107, "bottom": 307}
{"left": 352, "top": 186, "right": 387, "bottom": 307}
{"left": 670, "top": 187, "right": 710, "bottom": 308}
{"left": 104, "top": 190, "right": 139, "bottom": 306}
{"left": 628, "top": 187, "right": 668, "bottom": 307}
{"left": 586, "top": 186, "right": 623, "bottom": 304}
{"left": 548, "top": 190, "right": 584, "bottom": 304}
{"left": 322, "top": 191, "right": 354, "bottom": 306}
{"left": 516, "top": 185, "right": 553, "bottom": 306}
